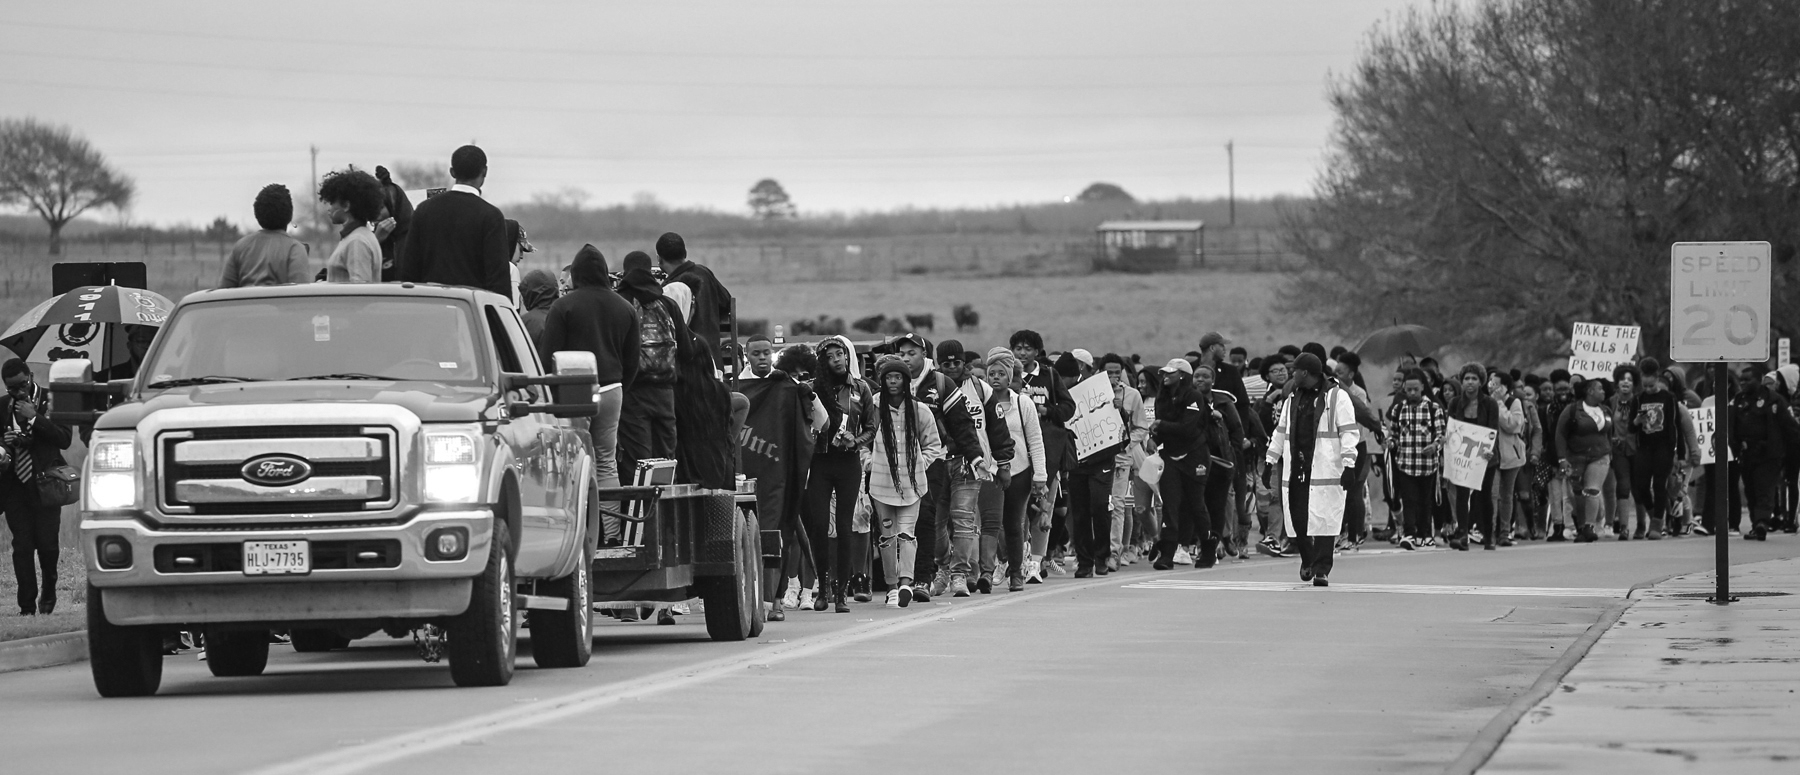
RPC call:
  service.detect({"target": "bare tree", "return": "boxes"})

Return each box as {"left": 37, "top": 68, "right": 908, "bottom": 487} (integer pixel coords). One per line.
{"left": 1285, "top": 0, "right": 1800, "bottom": 364}
{"left": 0, "top": 118, "right": 135, "bottom": 255}
{"left": 748, "top": 178, "right": 796, "bottom": 221}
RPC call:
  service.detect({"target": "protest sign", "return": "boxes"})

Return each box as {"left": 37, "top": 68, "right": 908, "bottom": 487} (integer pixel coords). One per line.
{"left": 1442, "top": 418, "right": 1496, "bottom": 490}
{"left": 1690, "top": 405, "right": 1731, "bottom": 466}
{"left": 1067, "top": 373, "right": 1125, "bottom": 461}
{"left": 1568, "top": 322, "right": 1641, "bottom": 380}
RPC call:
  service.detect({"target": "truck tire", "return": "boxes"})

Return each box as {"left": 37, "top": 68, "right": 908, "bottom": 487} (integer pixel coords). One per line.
{"left": 290, "top": 629, "right": 351, "bottom": 652}
{"left": 87, "top": 584, "right": 163, "bottom": 697}
{"left": 205, "top": 629, "right": 270, "bottom": 677}
{"left": 530, "top": 523, "right": 593, "bottom": 669}
{"left": 701, "top": 509, "right": 765, "bottom": 641}
{"left": 449, "top": 521, "right": 517, "bottom": 687}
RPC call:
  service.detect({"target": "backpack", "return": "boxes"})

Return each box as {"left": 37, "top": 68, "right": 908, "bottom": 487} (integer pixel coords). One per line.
{"left": 634, "top": 298, "right": 678, "bottom": 383}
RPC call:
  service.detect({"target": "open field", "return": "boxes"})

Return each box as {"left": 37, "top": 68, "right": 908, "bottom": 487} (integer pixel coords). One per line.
{"left": 730, "top": 271, "right": 1337, "bottom": 359}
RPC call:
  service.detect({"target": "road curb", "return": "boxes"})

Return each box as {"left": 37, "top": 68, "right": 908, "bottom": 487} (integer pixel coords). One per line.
{"left": 1443, "top": 569, "right": 1685, "bottom": 775}
{"left": 0, "top": 630, "right": 88, "bottom": 674}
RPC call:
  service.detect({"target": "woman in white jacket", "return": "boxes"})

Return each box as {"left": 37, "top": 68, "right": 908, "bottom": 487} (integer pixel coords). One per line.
{"left": 868, "top": 356, "right": 945, "bottom": 607}
{"left": 984, "top": 349, "right": 1049, "bottom": 591}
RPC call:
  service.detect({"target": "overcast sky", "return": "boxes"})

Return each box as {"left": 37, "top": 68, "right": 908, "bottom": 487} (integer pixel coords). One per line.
{"left": 1, "top": 0, "right": 1415, "bottom": 226}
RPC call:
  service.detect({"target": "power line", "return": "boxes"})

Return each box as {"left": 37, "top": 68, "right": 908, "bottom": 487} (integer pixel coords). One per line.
{"left": 0, "top": 49, "right": 1328, "bottom": 93}
{"left": 0, "top": 20, "right": 1354, "bottom": 63}
{"left": 0, "top": 76, "right": 1326, "bottom": 121}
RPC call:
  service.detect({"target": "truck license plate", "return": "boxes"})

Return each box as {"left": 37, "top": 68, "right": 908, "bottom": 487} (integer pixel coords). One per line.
{"left": 243, "top": 540, "right": 310, "bottom": 576}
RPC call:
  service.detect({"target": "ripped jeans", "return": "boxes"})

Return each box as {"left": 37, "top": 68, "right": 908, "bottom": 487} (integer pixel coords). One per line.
{"left": 1568, "top": 454, "right": 1611, "bottom": 528}
{"left": 876, "top": 499, "right": 923, "bottom": 585}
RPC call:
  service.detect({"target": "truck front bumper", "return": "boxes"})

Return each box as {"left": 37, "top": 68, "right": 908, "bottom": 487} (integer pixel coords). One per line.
{"left": 82, "top": 509, "right": 494, "bottom": 626}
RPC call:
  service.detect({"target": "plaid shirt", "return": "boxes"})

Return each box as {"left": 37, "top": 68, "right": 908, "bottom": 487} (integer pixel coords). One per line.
{"left": 1385, "top": 396, "right": 1447, "bottom": 476}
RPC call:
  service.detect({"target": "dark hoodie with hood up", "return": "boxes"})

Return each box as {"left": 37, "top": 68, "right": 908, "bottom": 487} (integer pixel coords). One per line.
{"left": 537, "top": 244, "right": 639, "bottom": 387}
{"left": 616, "top": 252, "right": 693, "bottom": 387}
{"left": 518, "top": 269, "right": 559, "bottom": 344}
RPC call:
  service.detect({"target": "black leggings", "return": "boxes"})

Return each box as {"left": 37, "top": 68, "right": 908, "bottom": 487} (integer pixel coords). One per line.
{"left": 1203, "top": 461, "right": 1233, "bottom": 540}
{"left": 1159, "top": 455, "right": 1209, "bottom": 546}
{"left": 1630, "top": 447, "right": 1675, "bottom": 527}
{"left": 803, "top": 451, "right": 863, "bottom": 586}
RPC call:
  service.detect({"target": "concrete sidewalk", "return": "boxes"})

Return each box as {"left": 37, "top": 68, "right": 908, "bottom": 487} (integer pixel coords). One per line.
{"left": 1483, "top": 557, "right": 1800, "bottom": 773}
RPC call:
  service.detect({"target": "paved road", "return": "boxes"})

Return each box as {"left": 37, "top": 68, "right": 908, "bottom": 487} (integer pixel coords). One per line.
{"left": 3, "top": 537, "right": 1795, "bottom": 774}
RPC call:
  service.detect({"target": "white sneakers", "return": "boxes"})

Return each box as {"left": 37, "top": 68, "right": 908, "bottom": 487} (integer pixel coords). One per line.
{"left": 885, "top": 588, "right": 901, "bottom": 608}
{"left": 797, "top": 586, "right": 816, "bottom": 611}
{"left": 781, "top": 577, "right": 801, "bottom": 610}
{"left": 1172, "top": 546, "right": 1193, "bottom": 565}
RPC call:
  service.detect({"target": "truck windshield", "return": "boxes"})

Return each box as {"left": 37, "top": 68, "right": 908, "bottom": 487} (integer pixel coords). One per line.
{"left": 140, "top": 297, "right": 485, "bottom": 387}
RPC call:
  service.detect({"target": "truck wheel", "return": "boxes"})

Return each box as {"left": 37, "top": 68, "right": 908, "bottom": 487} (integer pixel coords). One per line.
{"left": 87, "top": 584, "right": 163, "bottom": 697}
{"left": 290, "top": 629, "right": 351, "bottom": 652}
{"left": 205, "top": 629, "right": 270, "bottom": 677}
{"left": 449, "top": 521, "right": 517, "bottom": 686}
{"left": 701, "top": 509, "right": 764, "bottom": 641}
{"left": 530, "top": 555, "right": 592, "bottom": 668}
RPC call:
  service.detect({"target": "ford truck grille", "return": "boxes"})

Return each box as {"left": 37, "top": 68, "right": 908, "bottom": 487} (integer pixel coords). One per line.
{"left": 158, "top": 426, "right": 399, "bottom": 515}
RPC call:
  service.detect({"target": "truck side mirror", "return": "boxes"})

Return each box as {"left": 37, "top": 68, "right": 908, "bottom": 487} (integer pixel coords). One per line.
{"left": 550, "top": 351, "right": 599, "bottom": 413}
{"left": 46, "top": 358, "right": 126, "bottom": 426}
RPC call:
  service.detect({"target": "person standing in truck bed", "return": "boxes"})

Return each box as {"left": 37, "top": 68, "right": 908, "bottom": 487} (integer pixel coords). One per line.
{"left": 538, "top": 245, "right": 640, "bottom": 543}
{"left": 398, "top": 145, "right": 511, "bottom": 297}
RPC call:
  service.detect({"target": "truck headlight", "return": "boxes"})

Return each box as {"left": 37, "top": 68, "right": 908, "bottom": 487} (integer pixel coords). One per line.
{"left": 423, "top": 429, "right": 481, "bottom": 503}
{"left": 87, "top": 436, "right": 138, "bottom": 511}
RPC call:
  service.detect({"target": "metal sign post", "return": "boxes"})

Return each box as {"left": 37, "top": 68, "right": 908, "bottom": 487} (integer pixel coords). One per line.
{"left": 1670, "top": 241, "right": 1772, "bottom": 605}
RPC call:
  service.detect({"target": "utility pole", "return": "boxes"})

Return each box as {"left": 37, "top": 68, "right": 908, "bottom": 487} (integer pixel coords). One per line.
{"left": 1225, "top": 139, "right": 1236, "bottom": 228}
{"left": 309, "top": 144, "right": 319, "bottom": 234}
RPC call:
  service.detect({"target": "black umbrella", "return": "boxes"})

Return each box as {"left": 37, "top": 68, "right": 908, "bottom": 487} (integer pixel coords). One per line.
{"left": 1354, "top": 324, "right": 1444, "bottom": 363}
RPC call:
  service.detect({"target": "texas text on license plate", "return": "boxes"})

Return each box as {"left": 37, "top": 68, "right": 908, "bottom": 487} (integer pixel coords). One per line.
{"left": 243, "top": 540, "right": 310, "bottom": 576}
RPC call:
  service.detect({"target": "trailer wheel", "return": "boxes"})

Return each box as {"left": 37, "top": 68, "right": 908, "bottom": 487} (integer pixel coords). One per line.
{"left": 87, "top": 584, "right": 163, "bottom": 697}
{"left": 531, "top": 517, "right": 594, "bottom": 669}
{"left": 205, "top": 629, "right": 270, "bottom": 677}
{"left": 289, "top": 629, "right": 351, "bottom": 652}
{"left": 448, "top": 521, "right": 518, "bottom": 686}
{"left": 701, "top": 508, "right": 764, "bottom": 641}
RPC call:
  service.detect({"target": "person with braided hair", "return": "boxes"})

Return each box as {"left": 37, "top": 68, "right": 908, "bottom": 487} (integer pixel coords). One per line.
{"left": 869, "top": 356, "right": 945, "bottom": 608}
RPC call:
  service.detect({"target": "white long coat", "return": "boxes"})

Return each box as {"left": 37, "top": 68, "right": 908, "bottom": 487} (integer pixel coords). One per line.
{"left": 1266, "top": 386, "right": 1361, "bottom": 537}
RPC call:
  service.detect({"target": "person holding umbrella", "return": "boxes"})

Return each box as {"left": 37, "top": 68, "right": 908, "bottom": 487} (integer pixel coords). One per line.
{"left": 1, "top": 286, "right": 173, "bottom": 378}
{"left": 2, "top": 358, "right": 73, "bottom": 615}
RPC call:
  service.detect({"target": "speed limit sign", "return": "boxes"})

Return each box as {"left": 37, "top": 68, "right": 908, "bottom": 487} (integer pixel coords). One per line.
{"left": 1670, "top": 242, "right": 1771, "bottom": 362}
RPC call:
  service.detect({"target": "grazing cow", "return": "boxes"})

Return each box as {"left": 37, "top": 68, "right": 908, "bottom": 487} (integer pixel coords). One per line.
{"left": 817, "top": 316, "right": 846, "bottom": 336}
{"left": 738, "top": 318, "right": 769, "bottom": 337}
{"left": 877, "top": 317, "right": 911, "bottom": 335}
{"left": 953, "top": 304, "right": 980, "bottom": 332}
{"left": 790, "top": 318, "right": 818, "bottom": 336}
{"left": 904, "top": 313, "right": 935, "bottom": 332}
{"left": 852, "top": 314, "right": 888, "bottom": 334}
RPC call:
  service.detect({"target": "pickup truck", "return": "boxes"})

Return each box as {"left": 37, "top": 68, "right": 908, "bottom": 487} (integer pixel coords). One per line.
{"left": 51, "top": 283, "right": 604, "bottom": 696}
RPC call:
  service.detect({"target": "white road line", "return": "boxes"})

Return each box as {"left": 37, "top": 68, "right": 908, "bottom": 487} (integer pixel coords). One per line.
{"left": 247, "top": 571, "right": 1133, "bottom": 775}
{"left": 1121, "top": 580, "right": 1629, "bottom": 597}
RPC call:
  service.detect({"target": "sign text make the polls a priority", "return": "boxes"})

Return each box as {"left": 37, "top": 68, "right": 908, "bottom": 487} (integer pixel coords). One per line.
{"left": 1569, "top": 322, "right": 1641, "bottom": 380}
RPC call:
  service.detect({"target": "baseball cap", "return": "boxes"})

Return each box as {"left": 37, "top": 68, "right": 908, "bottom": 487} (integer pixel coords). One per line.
{"left": 1160, "top": 358, "right": 1193, "bottom": 375}
{"left": 1198, "top": 332, "right": 1230, "bottom": 349}
{"left": 892, "top": 332, "right": 930, "bottom": 352}
{"left": 1071, "top": 348, "right": 1094, "bottom": 368}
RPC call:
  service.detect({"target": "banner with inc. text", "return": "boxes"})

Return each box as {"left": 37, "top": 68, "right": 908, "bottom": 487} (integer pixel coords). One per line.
{"left": 1689, "top": 405, "right": 1732, "bottom": 466}
{"left": 1568, "top": 322, "right": 1641, "bottom": 380}
{"left": 1442, "top": 418, "right": 1497, "bottom": 490}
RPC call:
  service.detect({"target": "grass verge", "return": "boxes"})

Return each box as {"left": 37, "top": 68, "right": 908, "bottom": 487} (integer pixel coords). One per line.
{"left": 0, "top": 547, "right": 88, "bottom": 642}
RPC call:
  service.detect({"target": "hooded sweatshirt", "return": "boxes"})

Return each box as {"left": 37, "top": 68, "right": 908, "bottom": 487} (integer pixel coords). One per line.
{"left": 536, "top": 244, "right": 640, "bottom": 387}
{"left": 814, "top": 335, "right": 876, "bottom": 457}
{"left": 616, "top": 260, "right": 692, "bottom": 387}
{"left": 518, "top": 269, "right": 559, "bottom": 344}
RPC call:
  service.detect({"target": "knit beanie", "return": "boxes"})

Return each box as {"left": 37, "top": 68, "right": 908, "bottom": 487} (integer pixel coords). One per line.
{"left": 1053, "top": 352, "right": 1081, "bottom": 379}
{"left": 936, "top": 339, "right": 965, "bottom": 362}
{"left": 875, "top": 355, "right": 911, "bottom": 385}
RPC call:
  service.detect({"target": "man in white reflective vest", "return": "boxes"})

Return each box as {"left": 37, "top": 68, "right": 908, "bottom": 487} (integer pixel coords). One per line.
{"left": 1265, "top": 353, "right": 1360, "bottom": 586}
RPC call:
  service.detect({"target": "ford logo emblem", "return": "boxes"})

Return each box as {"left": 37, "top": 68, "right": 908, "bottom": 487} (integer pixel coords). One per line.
{"left": 241, "top": 455, "right": 313, "bottom": 487}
